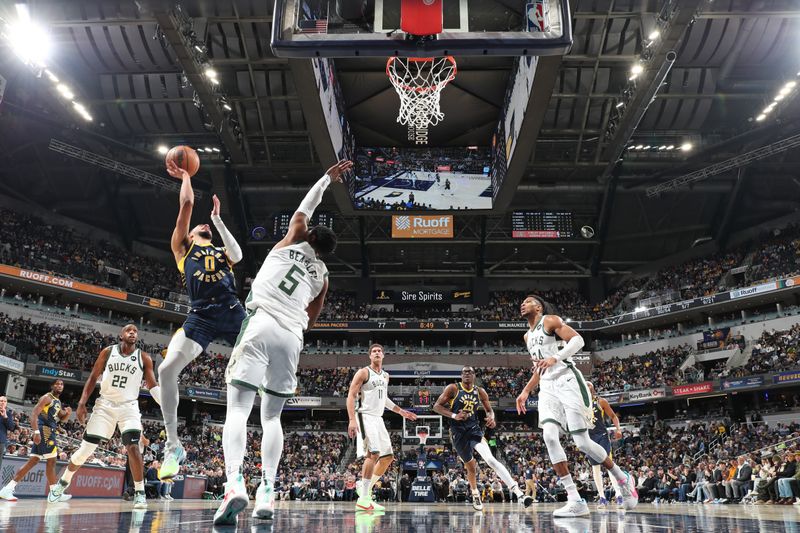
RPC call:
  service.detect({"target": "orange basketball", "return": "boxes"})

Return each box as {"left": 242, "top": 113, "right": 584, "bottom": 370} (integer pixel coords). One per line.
{"left": 165, "top": 146, "right": 200, "bottom": 178}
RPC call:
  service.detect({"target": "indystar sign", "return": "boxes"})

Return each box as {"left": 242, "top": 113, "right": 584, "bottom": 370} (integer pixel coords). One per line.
{"left": 392, "top": 215, "right": 453, "bottom": 239}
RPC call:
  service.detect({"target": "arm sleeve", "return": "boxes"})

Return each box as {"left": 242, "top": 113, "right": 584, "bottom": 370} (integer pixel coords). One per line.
{"left": 210, "top": 214, "right": 243, "bottom": 264}
{"left": 555, "top": 334, "right": 584, "bottom": 362}
{"left": 149, "top": 386, "right": 162, "bottom": 406}
{"left": 296, "top": 174, "right": 331, "bottom": 218}
{"left": 384, "top": 397, "right": 398, "bottom": 411}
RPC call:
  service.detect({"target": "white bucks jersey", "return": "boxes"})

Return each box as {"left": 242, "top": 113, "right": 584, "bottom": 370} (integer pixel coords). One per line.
{"left": 356, "top": 367, "right": 389, "bottom": 417}
{"left": 247, "top": 241, "right": 328, "bottom": 337}
{"left": 99, "top": 344, "right": 144, "bottom": 402}
{"left": 526, "top": 315, "right": 568, "bottom": 381}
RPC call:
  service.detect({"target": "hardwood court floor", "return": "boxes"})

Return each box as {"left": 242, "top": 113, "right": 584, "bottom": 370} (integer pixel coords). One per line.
{"left": 0, "top": 499, "right": 798, "bottom": 532}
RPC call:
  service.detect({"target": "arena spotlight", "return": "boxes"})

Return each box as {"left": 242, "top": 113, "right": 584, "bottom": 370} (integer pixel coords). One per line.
{"left": 156, "top": 145, "right": 169, "bottom": 155}
{"left": 634, "top": 144, "right": 644, "bottom": 150}
{"left": 630, "top": 63, "right": 644, "bottom": 76}
{"left": 778, "top": 86, "right": 791, "bottom": 96}
{"left": 658, "top": 145, "right": 667, "bottom": 150}
{"left": 756, "top": 114, "right": 766, "bottom": 121}
{"left": 4, "top": 6, "right": 51, "bottom": 68}
{"left": 666, "top": 145, "right": 675, "bottom": 150}
{"left": 56, "top": 84, "right": 74, "bottom": 100}
{"left": 680, "top": 143, "right": 693, "bottom": 151}
{"left": 774, "top": 93, "right": 786, "bottom": 102}
{"left": 44, "top": 69, "right": 59, "bottom": 83}
{"left": 786, "top": 81, "right": 798, "bottom": 89}
{"left": 648, "top": 30, "right": 660, "bottom": 41}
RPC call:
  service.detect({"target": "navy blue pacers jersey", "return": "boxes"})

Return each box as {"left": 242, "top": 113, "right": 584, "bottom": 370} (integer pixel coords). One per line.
{"left": 450, "top": 383, "right": 481, "bottom": 431}
{"left": 179, "top": 242, "right": 238, "bottom": 308}
{"left": 590, "top": 397, "right": 609, "bottom": 437}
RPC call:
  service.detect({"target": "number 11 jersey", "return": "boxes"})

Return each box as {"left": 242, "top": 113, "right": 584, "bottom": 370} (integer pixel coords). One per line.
{"left": 247, "top": 241, "right": 328, "bottom": 338}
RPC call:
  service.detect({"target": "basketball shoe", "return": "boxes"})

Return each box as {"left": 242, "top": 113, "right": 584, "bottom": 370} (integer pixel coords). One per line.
{"left": 213, "top": 473, "right": 249, "bottom": 526}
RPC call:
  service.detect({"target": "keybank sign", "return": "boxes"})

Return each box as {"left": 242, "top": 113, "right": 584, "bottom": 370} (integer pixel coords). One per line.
{"left": 392, "top": 215, "right": 453, "bottom": 239}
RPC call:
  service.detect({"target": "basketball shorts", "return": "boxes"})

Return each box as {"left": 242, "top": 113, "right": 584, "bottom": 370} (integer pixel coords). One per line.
{"left": 225, "top": 308, "right": 303, "bottom": 397}
{"left": 450, "top": 424, "right": 485, "bottom": 463}
{"left": 31, "top": 426, "right": 58, "bottom": 459}
{"left": 182, "top": 300, "right": 246, "bottom": 350}
{"left": 537, "top": 370, "right": 593, "bottom": 434}
{"left": 587, "top": 431, "right": 612, "bottom": 466}
{"left": 84, "top": 397, "right": 142, "bottom": 442}
{"left": 355, "top": 413, "right": 393, "bottom": 459}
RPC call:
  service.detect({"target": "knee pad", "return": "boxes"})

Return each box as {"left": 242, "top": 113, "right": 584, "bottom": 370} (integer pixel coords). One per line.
{"left": 161, "top": 330, "right": 203, "bottom": 377}
{"left": 122, "top": 431, "right": 141, "bottom": 446}
{"left": 571, "top": 431, "right": 608, "bottom": 464}
{"left": 542, "top": 424, "right": 567, "bottom": 464}
{"left": 71, "top": 440, "right": 99, "bottom": 466}
{"left": 260, "top": 393, "right": 287, "bottom": 420}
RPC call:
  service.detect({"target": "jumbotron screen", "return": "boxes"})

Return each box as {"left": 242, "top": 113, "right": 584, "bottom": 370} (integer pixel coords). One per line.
{"left": 271, "top": 212, "right": 335, "bottom": 239}
{"left": 511, "top": 211, "right": 574, "bottom": 239}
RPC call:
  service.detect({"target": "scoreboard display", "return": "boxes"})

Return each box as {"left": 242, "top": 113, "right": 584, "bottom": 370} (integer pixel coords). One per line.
{"left": 271, "top": 212, "right": 335, "bottom": 239}
{"left": 511, "top": 211, "right": 574, "bottom": 239}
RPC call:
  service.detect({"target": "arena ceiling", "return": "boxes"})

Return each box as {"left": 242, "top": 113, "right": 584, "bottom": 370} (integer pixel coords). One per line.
{"left": 0, "top": 0, "right": 799, "bottom": 283}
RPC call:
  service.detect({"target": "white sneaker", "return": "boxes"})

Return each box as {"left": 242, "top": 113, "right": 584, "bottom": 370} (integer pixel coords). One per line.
{"left": 133, "top": 491, "right": 147, "bottom": 509}
{"left": 553, "top": 499, "right": 590, "bottom": 517}
{"left": 252, "top": 481, "right": 274, "bottom": 520}
{"left": 47, "top": 483, "right": 72, "bottom": 503}
{"left": 0, "top": 485, "right": 18, "bottom": 502}
{"left": 616, "top": 472, "right": 639, "bottom": 511}
{"left": 472, "top": 493, "right": 483, "bottom": 511}
{"left": 213, "top": 475, "right": 249, "bottom": 526}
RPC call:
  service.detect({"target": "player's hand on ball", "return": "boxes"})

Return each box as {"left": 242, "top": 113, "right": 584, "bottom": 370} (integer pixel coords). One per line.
{"left": 515, "top": 391, "right": 529, "bottom": 415}
{"left": 166, "top": 159, "right": 190, "bottom": 180}
{"left": 33, "top": 432, "right": 41, "bottom": 445}
{"left": 211, "top": 194, "right": 221, "bottom": 217}
{"left": 348, "top": 419, "right": 358, "bottom": 439}
{"left": 326, "top": 160, "right": 353, "bottom": 183}
{"left": 534, "top": 357, "right": 558, "bottom": 373}
{"left": 76, "top": 404, "right": 88, "bottom": 425}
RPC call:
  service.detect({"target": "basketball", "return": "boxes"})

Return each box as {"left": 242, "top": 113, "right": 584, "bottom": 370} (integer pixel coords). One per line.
{"left": 165, "top": 146, "right": 200, "bottom": 178}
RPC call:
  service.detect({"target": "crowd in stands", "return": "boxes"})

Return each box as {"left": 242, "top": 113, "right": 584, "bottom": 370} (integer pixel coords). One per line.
{"left": 741, "top": 324, "right": 800, "bottom": 376}
{"left": 590, "top": 345, "right": 693, "bottom": 392}
{"left": 0, "top": 207, "right": 183, "bottom": 302}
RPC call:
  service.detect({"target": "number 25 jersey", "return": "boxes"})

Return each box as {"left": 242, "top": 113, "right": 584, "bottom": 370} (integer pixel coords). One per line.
{"left": 247, "top": 241, "right": 328, "bottom": 338}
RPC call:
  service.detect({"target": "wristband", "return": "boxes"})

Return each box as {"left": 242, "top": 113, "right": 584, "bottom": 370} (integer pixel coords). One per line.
{"left": 451, "top": 413, "right": 457, "bottom": 419}
{"left": 34, "top": 430, "right": 40, "bottom": 434}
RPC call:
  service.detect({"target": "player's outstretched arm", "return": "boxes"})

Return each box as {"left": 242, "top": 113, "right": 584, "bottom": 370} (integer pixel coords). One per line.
{"left": 76, "top": 347, "right": 111, "bottom": 424}
{"left": 168, "top": 160, "right": 194, "bottom": 262}
{"left": 209, "top": 194, "right": 243, "bottom": 265}
{"left": 346, "top": 368, "right": 368, "bottom": 438}
{"left": 432, "top": 384, "right": 466, "bottom": 420}
{"left": 515, "top": 371, "right": 541, "bottom": 415}
{"left": 142, "top": 352, "right": 161, "bottom": 405}
{"left": 279, "top": 160, "right": 352, "bottom": 249}
{"left": 305, "top": 277, "right": 329, "bottom": 331}
{"left": 600, "top": 397, "right": 623, "bottom": 439}
{"left": 477, "top": 387, "right": 496, "bottom": 428}
{"left": 384, "top": 376, "right": 417, "bottom": 421}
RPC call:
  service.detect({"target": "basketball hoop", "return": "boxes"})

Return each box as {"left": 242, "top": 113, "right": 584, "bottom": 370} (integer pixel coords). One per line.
{"left": 416, "top": 425, "right": 430, "bottom": 446}
{"left": 386, "top": 56, "right": 457, "bottom": 129}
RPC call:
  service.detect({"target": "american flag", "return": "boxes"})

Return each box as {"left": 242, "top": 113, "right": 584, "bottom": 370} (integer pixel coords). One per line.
{"left": 298, "top": 19, "right": 328, "bottom": 34}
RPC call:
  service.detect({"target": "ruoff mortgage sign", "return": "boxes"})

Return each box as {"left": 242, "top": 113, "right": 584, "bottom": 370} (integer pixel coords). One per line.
{"left": 392, "top": 215, "right": 453, "bottom": 239}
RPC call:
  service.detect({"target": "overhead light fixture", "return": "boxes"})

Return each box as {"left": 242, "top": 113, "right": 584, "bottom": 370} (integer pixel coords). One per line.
{"left": 45, "top": 69, "right": 59, "bottom": 83}
{"left": 631, "top": 63, "right": 644, "bottom": 75}
{"left": 194, "top": 44, "right": 204, "bottom": 53}
{"left": 204, "top": 67, "right": 217, "bottom": 78}
{"left": 223, "top": 103, "right": 232, "bottom": 111}
{"left": 659, "top": 145, "right": 667, "bottom": 150}
{"left": 5, "top": 15, "right": 52, "bottom": 67}
{"left": 680, "top": 143, "right": 693, "bottom": 151}
{"left": 615, "top": 101, "right": 624, "bottom": 108}
{"left": 666, "top": 145, "right": 675, "bottom": 150}
{"left": 785, "top": 81, "right": 797, "bottom": 90}
{"left": 204, "top": 146, "right": 213, "bottom": 152}
{"left": 648, "top": 30, "right": 660, "bottom": 41}
{"left": 774, "top": 93, "right": 786, "bottom": 102}
{"left": 643, "top": 145, "right": 651, "bottom": 150}
{"left": 72, "top": 102, "right": 87, "bottom": 114}
{"left": 56, "top": 84, "right": 74, "bottom": 100}
{"left": 778, "top": 86, "right": 791, "bottom": 96}
{"left": 755, "top": 114, "right": 766, "bottom": 121}
{"left": 156, "top": 145, "right": 169, "bottom": 155}
{"left": 211, "top": 147, "right": 221, "bottom": 153}
{"left": 634, "top": 144, "right": 644, "bottom": 150}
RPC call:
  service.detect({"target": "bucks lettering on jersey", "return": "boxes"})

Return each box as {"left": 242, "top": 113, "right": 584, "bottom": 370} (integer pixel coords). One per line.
{"left": 526, "top": 315, "right": 569, "bottom": 381}
{"left": 450, "top": 383, "right": 480, "bottom": 429}
{"left": 99, "top": 344, "right": 144, "bottom": 403}
{"left": 356, "top": 367, "right": 389, "bottom": 417}
{"left": 247, "top": 241, "right": 328, "bottom": 336}
{"left": 178, "top": 242, "right": 237, "bottom": 307}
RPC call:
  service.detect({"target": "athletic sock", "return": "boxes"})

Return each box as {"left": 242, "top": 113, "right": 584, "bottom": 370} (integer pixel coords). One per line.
{"left": 222, "top": 384, "right": 257, "bottom": 484}
{"left": 509, "top": 484, "right": 524, "bottom": 499}
{"left": 134, "top": 480, "right": 144, "bottom": 492}
{"left": 608, "top": 464, "right": 626, "bottom": 484}
{"left": 6, "top": 480, "right": 16, "bottom": 490}
{"left": 559, "top": 474, "right": 581, "bottom": 502}
{"left": 592, "top": 464, "right": 605, "bottom": 500}
{"left": 62, "top": 469, "right": 76, "bottom": 484}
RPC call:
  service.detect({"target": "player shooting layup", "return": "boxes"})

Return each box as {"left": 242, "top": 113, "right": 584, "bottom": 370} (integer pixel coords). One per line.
{"left": 47, "top": 324, "right": 160, "bottom": 509}
{"left": 159, "top": 159, "right": 246, "bottom": 480}
{"left": 347, "top": 343, "right": 417, "bottom": 512}
{"left": 515, "top": 295, "right": 637, "bottom": 517}
{"left": 213, "top": 160, "right": 351, "bottom": 526}
{"left": 434, "top": 367, "right": 534, "bottom": 511}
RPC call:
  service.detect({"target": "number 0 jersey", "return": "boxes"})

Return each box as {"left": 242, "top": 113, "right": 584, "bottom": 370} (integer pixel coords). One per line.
{"left": 246, "top": 241, "right": 328, "bottom": 338}
{"left": 99, "top": 344, "right": 144, "bottom": 403}
{"left": 356, "top": 367, "right": 389, "bottom": 417}
{"left": 178, "top": 242, "right": 238, "bottom": 308}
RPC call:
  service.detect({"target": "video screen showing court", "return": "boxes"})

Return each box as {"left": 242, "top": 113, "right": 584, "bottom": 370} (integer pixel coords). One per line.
{"left": 351, "top": 147, "right": 492, "bottom": 211}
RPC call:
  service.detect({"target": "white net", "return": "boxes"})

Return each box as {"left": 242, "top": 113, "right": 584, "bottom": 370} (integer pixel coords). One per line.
{"left": 386, "top": 56, "right": 457, "bottom": 129}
